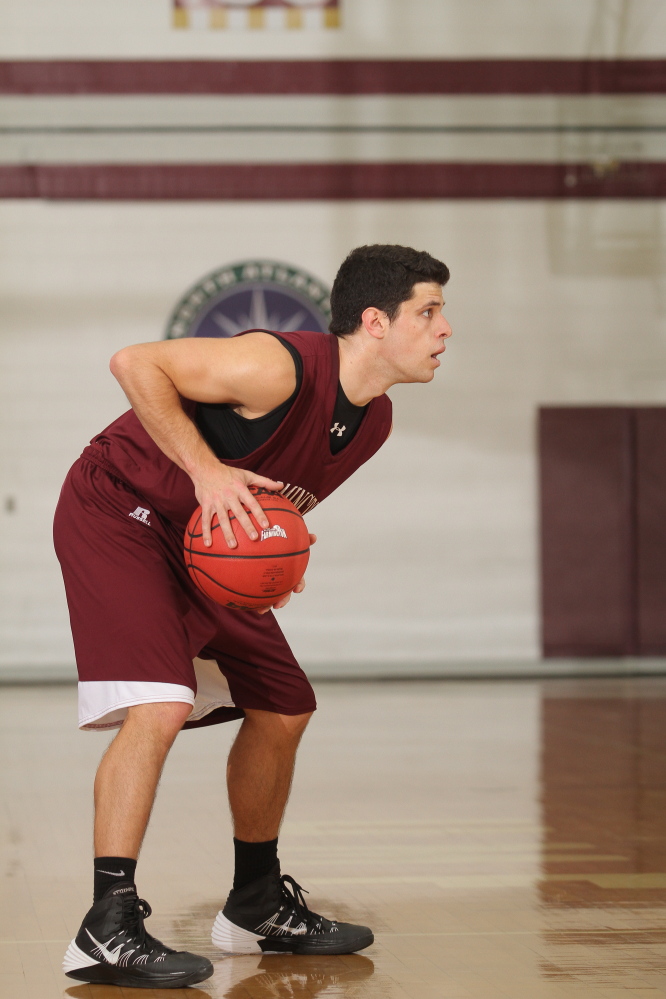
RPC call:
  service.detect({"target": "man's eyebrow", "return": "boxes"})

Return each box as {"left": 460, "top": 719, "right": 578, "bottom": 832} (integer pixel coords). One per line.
{"left": 420, "top": 299, "right": 443, "bottom": 309}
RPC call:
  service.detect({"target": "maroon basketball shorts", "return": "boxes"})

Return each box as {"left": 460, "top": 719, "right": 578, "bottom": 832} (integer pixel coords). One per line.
{"left": 53, "top": 457, "right": 316, "bottom": 731}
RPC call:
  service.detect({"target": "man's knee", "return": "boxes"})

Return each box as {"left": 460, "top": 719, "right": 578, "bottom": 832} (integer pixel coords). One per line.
{"left": 124, "top": 700, "right": 192, "bottom": 743}
{"left": 244, "top": 708, "right": 313, "bottom": 743}
{"left": 280, "top": 710, "right": 313, "bottom": 740}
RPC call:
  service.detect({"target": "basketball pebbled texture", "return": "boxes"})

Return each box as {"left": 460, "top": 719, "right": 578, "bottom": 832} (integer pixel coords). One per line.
{"left": 184, "top": 487, "right": 310, "bottom": 610}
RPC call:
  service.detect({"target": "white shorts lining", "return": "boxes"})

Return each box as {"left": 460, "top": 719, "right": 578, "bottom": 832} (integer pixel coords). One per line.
{"left": 78, "top": 659, "right": 235, "bottom": 730}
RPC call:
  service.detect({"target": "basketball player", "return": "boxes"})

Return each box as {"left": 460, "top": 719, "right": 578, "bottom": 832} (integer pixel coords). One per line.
{"left": 54, "top": 244, "right": 451, "bottom": 988}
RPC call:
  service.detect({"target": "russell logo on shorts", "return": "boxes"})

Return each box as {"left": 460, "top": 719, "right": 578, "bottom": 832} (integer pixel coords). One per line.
{"left": 129, "top": 507, "right": 151, "bottom": 526}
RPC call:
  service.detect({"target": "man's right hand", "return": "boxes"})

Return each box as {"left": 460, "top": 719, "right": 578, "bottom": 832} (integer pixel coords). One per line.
{"left": 193, "top": 464, "right": 284, "bottom": 549}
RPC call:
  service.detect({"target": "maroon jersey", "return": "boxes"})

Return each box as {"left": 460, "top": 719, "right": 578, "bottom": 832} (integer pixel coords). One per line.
{"left": 81, "top": 330, "right": 392, "bottom": 528}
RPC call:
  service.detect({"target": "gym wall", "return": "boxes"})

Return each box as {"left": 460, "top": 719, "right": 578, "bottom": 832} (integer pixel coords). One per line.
{"left": 1, "top": 1, "right": 665, "bottom": 679}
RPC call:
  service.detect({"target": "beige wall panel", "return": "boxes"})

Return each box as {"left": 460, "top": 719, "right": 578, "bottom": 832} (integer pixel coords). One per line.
{"left": 1, "top": 0, "right": 665, "bottom": 59}
{"left": 1, "top": 199, "right": 665, "bottom": 674}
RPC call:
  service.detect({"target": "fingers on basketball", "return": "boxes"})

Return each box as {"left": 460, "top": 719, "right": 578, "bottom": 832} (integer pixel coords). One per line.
{"left": 185, "top": 491, "right": 310, "bottom": 610}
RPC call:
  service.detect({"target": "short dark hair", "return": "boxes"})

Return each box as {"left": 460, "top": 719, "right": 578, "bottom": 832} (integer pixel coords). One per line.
{"left": 329, "top": 244, "right": 450, "bottom": 337}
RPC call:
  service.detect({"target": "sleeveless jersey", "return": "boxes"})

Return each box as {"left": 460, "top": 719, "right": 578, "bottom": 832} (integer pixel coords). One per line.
{"left": 81, "top": 330, "right": 393, "bottom": 530}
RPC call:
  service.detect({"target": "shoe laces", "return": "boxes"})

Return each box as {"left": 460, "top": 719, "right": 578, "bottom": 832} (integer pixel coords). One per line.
{"left": 119, "top": 895, "right": 152, "bottom": 943}
{"left": 114, "top": 896, "right": 174, "bottom": 958}
{"left": 279, "top": 875, "right": 325, "bottom": 931}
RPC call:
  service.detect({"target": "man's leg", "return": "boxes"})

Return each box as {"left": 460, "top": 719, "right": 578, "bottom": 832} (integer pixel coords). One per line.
{"left": 213, "top": 705, "right": 373, "bottom": 955}
{"left": 64, "top": 700, "right": 214, "bottom": 988}
{"left": 226, "top": 709, "right": 311, "bottom": 892}
{"left": 227, "top": 708, "right": 312, "bottom": 842}
{"left": 94, "top": 701, "right": 192, "bottom": 859}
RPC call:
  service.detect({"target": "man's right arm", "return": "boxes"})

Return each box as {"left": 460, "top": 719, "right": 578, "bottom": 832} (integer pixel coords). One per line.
{"left": 109, "top": 333, "right": 296, "bottom": 548}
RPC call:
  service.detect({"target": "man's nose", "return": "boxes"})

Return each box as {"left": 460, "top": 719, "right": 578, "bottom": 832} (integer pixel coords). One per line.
{"left": 440, "top": 316, "right": 453, "bottom": 338}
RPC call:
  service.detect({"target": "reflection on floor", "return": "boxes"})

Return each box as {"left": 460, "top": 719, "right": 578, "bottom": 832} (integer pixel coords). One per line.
{"left": 540, "top": 679, "right": 666, "bottom": 993}
{"left": 2, "top": 677, "right": 666, "bottom": 998}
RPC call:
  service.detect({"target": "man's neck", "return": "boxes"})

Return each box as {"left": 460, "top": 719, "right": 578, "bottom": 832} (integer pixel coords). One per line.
{"left": 337, "top": 334, "right": 392, "bottom": 407}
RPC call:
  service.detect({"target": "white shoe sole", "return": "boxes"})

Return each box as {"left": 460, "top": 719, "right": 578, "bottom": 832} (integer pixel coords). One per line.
{"left": 63, "top": 939, "right": 100, "bottom": 973}
{"left": 211, "top": 912, "right": 269, "bottom": 954}
{"left": 211, "top": 910, "right": 374, "bottom": 956}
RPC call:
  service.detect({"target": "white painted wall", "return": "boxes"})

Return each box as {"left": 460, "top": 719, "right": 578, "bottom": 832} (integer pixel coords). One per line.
{"left": 3, "top": 95, "right": 666, "bottom": 167}
{"left": 1, "top": 200, "right": 665, "bottom": 675}
{"left": 1, "top": 0, "right": 665, "bottom": 58}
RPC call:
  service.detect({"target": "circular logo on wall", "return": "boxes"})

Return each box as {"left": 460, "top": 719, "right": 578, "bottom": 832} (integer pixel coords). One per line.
{"left": 165, "top": 259, "right": 331, "bottom": 340}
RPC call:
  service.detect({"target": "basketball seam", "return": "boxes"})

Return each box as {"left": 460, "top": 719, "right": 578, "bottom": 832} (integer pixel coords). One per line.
{"left": 184, "top": 549, "right": 310, "bottom": 561}
{"left": 185, "top": 563, "right": 298, "bottom": 601}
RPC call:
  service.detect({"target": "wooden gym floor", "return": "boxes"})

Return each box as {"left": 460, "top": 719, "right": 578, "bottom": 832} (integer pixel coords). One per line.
{"left": 3, "top": 676, "right": 666, "bottom": 999}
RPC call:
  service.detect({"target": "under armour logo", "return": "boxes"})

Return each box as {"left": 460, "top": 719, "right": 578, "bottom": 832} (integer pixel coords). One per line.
{"left": 330, "top": 423, "right": 346, "bottom": 437}
{"left": 129, "top": 506, "right": 151, "bottom": 526}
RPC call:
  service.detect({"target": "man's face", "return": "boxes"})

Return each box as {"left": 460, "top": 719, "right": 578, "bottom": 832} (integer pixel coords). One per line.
{"left": 383, "top": 281, "right": 452, "bottom": 383}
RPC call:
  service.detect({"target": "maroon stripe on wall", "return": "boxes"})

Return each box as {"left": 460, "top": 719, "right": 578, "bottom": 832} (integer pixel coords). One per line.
{"left": 1, "top": 60, "right": 665, "bottom": 95}
{"left": 2, "top": 163, "right": 666, "bottom": 200}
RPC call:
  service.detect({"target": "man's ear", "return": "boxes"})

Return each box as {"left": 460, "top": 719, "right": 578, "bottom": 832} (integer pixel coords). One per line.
{"left": 360, "top": 306, "right": 389, "bottom": 340}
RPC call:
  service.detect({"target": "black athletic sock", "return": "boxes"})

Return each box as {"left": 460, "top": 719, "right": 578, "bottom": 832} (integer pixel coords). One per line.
{"left": 94, "top": 856, "right": 137, "bottom": 902}
{"left": 233, "top": 838, "right": 279, "bottom": 891}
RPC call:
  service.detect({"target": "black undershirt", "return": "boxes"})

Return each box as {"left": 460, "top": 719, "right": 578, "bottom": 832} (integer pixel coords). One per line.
{"left": 328, "top": 380, "right": 366, "bottom": 455}
{"left": 195, "top": 332, "right": 366, "bottom": 461}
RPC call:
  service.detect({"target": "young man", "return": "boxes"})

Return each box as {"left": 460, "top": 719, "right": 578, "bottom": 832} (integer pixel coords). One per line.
{"left": 54, "top": 244, "right": 451, "bottom": 989}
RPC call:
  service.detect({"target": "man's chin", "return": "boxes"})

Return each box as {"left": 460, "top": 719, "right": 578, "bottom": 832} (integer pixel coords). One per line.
{"left": 400, "top": 369, "right": 436, "bottom": 385}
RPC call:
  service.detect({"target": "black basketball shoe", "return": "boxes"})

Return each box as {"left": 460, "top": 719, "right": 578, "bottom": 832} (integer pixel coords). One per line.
{"left": 63, "top": 883, "right": 214, "bottom": 989}
{"left": 211, "top": 867, "right": 374, "bottom": 955}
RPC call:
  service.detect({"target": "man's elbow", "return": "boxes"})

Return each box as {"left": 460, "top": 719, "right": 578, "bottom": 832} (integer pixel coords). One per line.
{"left": 109, "top": 345, "right": 138, "bottom": 384}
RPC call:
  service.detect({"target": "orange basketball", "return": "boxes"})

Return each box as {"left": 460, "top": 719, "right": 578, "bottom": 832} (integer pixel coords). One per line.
{"left": 184, "top": 487, "right": 310, "bottom": 610}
